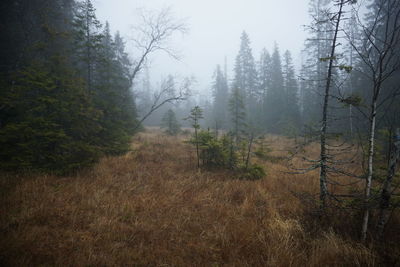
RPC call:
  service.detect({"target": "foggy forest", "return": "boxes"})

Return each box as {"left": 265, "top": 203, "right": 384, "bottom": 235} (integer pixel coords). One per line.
{"left": 1, "top": 0, "right": 400, "bottom": 266}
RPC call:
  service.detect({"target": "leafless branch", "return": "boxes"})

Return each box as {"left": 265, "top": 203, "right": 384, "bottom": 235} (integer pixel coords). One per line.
{"left": 133, "top": 76, "right": 194, "bottom": 132}
{"left": 127, "top": 7, "right": 188, "bottom": 88}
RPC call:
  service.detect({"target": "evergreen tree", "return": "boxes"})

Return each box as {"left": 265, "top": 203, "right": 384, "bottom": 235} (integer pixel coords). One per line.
{"left": 0, "top": 0, "right": 102, "bottom": 173}
{"left": 0, "top": 0, "right": 138, "bottom": 173}
{"left": 265, "top": 44, "right": 285, "bottom": 133}
{"left": 72, "top": 0, "right": 103, "bottom": 93}
{"left": 233, "top": 32, "right": 258, "bottom": 123}
{"left": 161, "top": 109, "right": 180, "bottom": 135}
{"left": 94, "top": 22, "right": 137, "bottom": 155}
{"left": 302, "top": 0, "right": 332, "bottom": 124}
{"left": 211, "top": 65, "right": 229, "bottom": 130}
{"left": 0, "top": 60, "right": 101, "bottom": 173}
{"left": 186, "top": 106, "right": 204, "bottom": 169}
{"left": 229, "top": 87, "right": 247, "bottom": 142}
{"left": 257, "top": 48, "right": 272, "bottom": 126}
{"left": 298, "top": 62, "right": 308, "bottom": 121}
{"left": 282, "top": 50, "right": 301, "bottom": 132}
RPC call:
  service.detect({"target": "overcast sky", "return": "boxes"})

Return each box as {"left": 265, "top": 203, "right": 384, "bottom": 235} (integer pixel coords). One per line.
{"left": 95, "top": 0, "right": 311, "bottom": 95}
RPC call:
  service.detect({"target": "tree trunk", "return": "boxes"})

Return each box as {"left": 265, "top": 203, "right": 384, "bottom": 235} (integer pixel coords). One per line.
{"left": 195, "top": 125, "right": 200, "bottom": 170}
{"left": 361, "top": 100, "right": 377, "bottom": 242}
{"left": 376, "top": 128, "right": 400, "bottom": 238}
{"left": 245, "top": 132, "right": 254, "bottom": 169}
{"left": 86, "top": 6, "right": 92, "bottom": 93}
{"left": 319, "top": 0, "right": 345, "bottom": 212}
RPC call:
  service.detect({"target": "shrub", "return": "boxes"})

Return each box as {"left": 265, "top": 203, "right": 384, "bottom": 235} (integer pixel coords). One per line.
{"left": 239, "top": 164, "right": 266, "bottom": 180}
{"left": 188, "top": 130, "right": 236, "bottom": 169}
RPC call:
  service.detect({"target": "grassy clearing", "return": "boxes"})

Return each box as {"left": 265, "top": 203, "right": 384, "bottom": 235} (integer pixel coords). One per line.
{"left": 0, "top": 128, "right": 396, "bottom": 266}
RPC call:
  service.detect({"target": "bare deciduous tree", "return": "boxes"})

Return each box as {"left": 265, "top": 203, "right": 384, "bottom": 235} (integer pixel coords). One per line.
{"left": 126, "top": 7, "right": 189, "bottom": 130}
{"left": 345, "top": 0, "right": 400, "bottom": 242}
{"left": 133, "top": 76, "right": 193, "bottom": 132}
{"left": 128, "top": 7, "right": 188, "bottom": 87}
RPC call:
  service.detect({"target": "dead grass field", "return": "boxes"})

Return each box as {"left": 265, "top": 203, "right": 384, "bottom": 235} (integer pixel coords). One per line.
{"left": 0, "top": 128, "right": 397, "bottom": 266}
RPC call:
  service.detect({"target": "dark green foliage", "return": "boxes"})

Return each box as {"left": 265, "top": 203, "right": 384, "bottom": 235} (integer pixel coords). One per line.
{"left": 161, "top": 109, "right": 181, "bottom": 135}
{"left": 187, "top": 130, "right": 236, "bottom": 169}
{"left": 187, "top": 129, "right": 266, "bottom": 179}
{"left": 92, "top": 23, "right": 137, "bottom": 155}
{"left": 239, "top": 164, "right": 266, "bottom": 180}
{"left": 0, "top": 0, "right": 138, "bottom": 174}
{"left": 0, "top": 61, "right": 101, "bottom": 173}
{"left": 197, "top": 131, "right": 230, "bottom": 167}
{"left": 190, "top": 129, "right": 265, "bottom": 180}
{"left": 72, "top": 0, "right": 103, "bottom": 92}
{"left": 229, "top": 87, "right": 247, "bottom": 142}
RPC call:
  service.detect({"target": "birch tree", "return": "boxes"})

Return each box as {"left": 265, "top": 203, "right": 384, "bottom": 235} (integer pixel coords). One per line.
{"left": 345, "top": 0, "right": 400, "bottom": 242}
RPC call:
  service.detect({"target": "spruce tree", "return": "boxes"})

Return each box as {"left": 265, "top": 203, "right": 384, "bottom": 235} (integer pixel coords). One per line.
{"left": 233, "top": 32, "right": 258, "bottom": 123}
{"left": 93, "top": 22, "right": 137, "bottom": 155}
{"left": 211, "top": 65, "right": 229, "bottom": 130}
{"left": 302, "top": 0, "right": 332, "bottom": 124}
{"left": 0, "top": 0, "right": 102, "bottom": 173}
{"left": 282, "top": 50, "right": 301, "bottom": 133}
{"left": 186, "top": 106, "right": 204, "bottom": 169}
{"left": 161, "top": 109, "right": 181, "bottom": 135}
{"left": 72, "top": 0, "right": 103, "bottom": 93}
{"left": 257, "top": 48, "right": 272, "bottom": 126}
{"left": 265, "top": 44, "right": 285, "bottom": 133}
{"left": 229, "top": 87, "right": 247, "bottom": 142}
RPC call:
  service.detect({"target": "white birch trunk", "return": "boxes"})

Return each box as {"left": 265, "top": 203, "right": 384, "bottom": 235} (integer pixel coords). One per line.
{"left": 361, "top": 100, "right": 377, "bottom": 242}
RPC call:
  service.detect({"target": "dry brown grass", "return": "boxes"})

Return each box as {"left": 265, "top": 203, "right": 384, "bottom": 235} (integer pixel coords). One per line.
{"left": 0, "top": 128, "right": 390, "bottom": 266}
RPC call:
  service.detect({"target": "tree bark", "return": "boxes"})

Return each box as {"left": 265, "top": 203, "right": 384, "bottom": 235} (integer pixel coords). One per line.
{"left": 245, "top": 132, "right": 254, "bottom": 169}
{"left": 319, "top": 0, "right": 345, "bottom": 212}
{"left": 195, "top": 123, "right": 200, "bottom": 170}
{"left": 361, "top": 99, "right": 377, "bottom": 242}
{"left": 376, "top": 128, "right": 400, "bottom": 238}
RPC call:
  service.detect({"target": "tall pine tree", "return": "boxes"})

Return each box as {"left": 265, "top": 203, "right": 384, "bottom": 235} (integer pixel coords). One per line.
{"left": 211, "top": 65, "right": 229, "bottom": 130}
{"left": 233, "top": 32, "right": 258, "bottom": 124}
{"left": 265, "top": 44, "right": 285, "bottom": 133}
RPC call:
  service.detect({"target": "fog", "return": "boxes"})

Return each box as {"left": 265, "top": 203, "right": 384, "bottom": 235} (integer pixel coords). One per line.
{"left": 3, "top": 2, "right": 400, "bottom": 262}
{"left": 95, "top": 0, "right": 310, "bottom": 93}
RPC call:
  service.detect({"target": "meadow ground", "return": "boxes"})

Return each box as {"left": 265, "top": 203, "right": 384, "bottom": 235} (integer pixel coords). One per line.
{"left": 1, "top": 128, "right": 398, "bottom": 266}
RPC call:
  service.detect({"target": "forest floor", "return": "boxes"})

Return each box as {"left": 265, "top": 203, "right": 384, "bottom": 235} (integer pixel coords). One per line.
{"left": 1, "top": 128, "right": 398, "bottom": 266}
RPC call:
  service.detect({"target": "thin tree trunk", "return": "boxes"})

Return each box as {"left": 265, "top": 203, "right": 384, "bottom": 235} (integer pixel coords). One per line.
{"left": 245, "top": 132, "right": 254, "bottom": 169}
{"left": 376, "top": 128, "right": 400, "bottom": 238}
{"left": 195, "top": 125, "right": 200, "bottom": 170}
{"left": 348, "top": 9, "right": 356, "bottom": 138}
{"left": 319, "top": 0, "right": 345, "bottom": 212}
{"left": 361, "top": 100, "right": 377, "bottom": 242}
{"left": 86, "top": 5, "right": 91, "bottom": 93}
